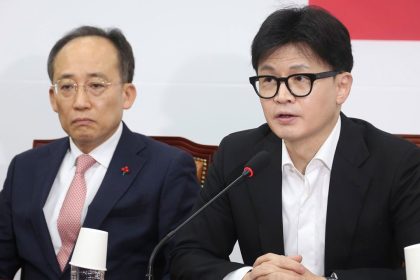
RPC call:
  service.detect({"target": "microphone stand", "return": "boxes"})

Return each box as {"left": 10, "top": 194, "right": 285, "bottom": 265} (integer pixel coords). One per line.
{"left": 145, "top": 170, "right": 250, "bottom": 280}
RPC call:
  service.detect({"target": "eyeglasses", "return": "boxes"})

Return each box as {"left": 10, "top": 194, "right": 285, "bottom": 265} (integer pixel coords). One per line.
{"left": 51, "top": 78, "right": 121, "bottom": 98}
{"left": 249, "top": 70, "right": 340, "bottom": 98}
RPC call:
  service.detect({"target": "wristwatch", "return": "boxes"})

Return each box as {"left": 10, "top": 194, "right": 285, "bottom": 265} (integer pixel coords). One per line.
{"left": 325, "top": 272, "right": 338, "bottom": 280}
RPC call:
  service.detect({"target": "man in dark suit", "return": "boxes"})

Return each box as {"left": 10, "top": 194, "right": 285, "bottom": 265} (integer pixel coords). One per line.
{"left": 0, "top": 26, "right": 199, "bottom": 279}
{"left": 170, "top": 6, "right": 420, "bottom": 280}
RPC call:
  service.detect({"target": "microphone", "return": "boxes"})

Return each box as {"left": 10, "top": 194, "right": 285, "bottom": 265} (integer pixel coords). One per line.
{"left": 145, "top": 150, "right": 270, "bottom": 279}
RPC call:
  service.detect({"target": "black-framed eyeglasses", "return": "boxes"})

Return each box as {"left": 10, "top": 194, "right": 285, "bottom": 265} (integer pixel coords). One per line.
{"left": 51, "top": 78, "right": 122, "bottom": 98}
{"left": 249, "top": 70, "right": 340, "bottom": 98}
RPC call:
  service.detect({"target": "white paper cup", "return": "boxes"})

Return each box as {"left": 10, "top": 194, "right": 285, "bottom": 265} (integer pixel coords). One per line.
{"left": 69, "top": 227, "right": 108, "bottom": 271}
{"left": 404, "top": 243, "right": 420, "bottom": 280}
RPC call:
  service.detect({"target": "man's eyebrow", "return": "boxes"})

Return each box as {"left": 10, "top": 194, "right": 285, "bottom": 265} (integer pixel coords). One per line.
{"left": 86, "top": 73, "right": 109, "bottom": 79}
{"left": 258, "top": 64, "right": 311, "bottom": 73}
{"left": 289, "top": 64, "right": 310, "bottom": 71}
{"left": 258, "top": 64, "right": 275, "bottom": 72}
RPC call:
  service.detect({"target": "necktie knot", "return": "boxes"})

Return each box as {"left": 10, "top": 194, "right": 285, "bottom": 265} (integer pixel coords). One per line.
{"left": 75, "top": 154, "right": 96, "bottom": 174}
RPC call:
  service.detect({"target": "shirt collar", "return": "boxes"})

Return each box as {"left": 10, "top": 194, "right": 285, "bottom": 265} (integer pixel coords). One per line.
{"left": 69, "top": 122, "right": 123, "bottom": 168}
{"left": 282, "top": 116, "right": 341, "bottom": 171}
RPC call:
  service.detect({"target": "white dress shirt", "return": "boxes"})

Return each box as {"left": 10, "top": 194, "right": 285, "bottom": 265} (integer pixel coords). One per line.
{"left": 282, "top": 117, "right": 340, "bottom": 276}
{"left": 43, "top": 122, "right": 123, "bottom": 254}
{"left": 224, "top": 117, "right": 341, "bottom": 279}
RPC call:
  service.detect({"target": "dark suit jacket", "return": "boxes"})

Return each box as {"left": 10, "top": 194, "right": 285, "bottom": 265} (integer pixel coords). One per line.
{"left": 171, "top": 114, "right": 420, "bottom": 280}
{"left": 0, "top": 124, "right": 200, "bottom": 280}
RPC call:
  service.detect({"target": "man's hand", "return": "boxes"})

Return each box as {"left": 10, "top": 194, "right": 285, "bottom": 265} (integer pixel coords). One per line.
{"left": 242, "top": 253, "right": 324, "bottom": 280}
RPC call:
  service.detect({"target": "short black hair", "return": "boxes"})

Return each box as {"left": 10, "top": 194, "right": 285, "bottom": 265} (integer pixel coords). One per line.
{"left": 251, "top": 6, "right": 353, "bottom": 72}
{"left": 47, "top": 26, "right": 135, "bottom": 82}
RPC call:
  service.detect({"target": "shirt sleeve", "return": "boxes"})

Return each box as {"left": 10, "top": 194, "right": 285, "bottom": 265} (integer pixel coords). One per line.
{"left": 223, "top": 266, "right": 253, "bottom": 280}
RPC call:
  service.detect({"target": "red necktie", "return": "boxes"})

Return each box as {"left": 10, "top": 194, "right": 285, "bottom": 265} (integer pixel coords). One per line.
{"left": 56, "top": 154, "right": 96, "bottom": 271}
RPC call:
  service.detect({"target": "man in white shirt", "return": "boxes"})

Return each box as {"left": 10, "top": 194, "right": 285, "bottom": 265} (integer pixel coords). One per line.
{"left": 0, "top": 26, "right": 199, "bottom": 279}
{"left": 170, "top": 6, "right": 420, "bottom": 280}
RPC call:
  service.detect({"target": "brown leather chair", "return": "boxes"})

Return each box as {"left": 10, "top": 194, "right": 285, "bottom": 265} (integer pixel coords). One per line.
{"left": 398, "top": 134, "right": 420, "bottom": 147}
{"left": 150, "top": 136, "right": 218, "bottom": 186}
{"left": 33, "top": 136, "right": 218, "bottom": 186}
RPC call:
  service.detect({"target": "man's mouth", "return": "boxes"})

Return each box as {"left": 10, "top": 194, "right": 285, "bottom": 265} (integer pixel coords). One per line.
{"left": 276, "top": 113, "right": 296, "bottom": 118}
{"left": 72, "top": 118, "right": 94, "bottom": 125}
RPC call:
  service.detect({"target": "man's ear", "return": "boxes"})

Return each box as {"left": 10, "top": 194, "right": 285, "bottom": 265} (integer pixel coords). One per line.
{"left": 336, "top": 72, "right": 353, "bottom": 105}
{"left": 49, "top": 87, "right": 59, "bottom": 112}
{"left": 122, "top": 83, "right": 137, "bottom": 109}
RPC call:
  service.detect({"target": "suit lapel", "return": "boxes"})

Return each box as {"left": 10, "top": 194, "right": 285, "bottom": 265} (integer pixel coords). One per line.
{"left": 247, "top": 132, "right": 285, "bottom": 255}
{"left": 325, "top": 115, "right": 371, "bottom": 271}
{"left": 83, "top": 125, "right": 147, "bottom": 229}
{"left": 30, "top": 138, "right": 69, "bottom": 276}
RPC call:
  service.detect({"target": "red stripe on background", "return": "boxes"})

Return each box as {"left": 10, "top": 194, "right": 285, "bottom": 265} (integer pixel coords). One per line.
{"left": 309, "top": 0, "right": 420, "bottom": 40}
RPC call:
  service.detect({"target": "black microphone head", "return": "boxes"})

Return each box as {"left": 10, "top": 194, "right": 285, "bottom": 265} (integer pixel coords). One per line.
{"left": 243, "top": 150, "right": 270, "bottom": 177}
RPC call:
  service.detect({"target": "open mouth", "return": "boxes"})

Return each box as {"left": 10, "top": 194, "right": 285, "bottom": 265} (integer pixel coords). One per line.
{"left": 274, "top": 113, "right": 298, "bottom": 124}
{"left": 276, "top": 113, "right": 295, "bottom": 119}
